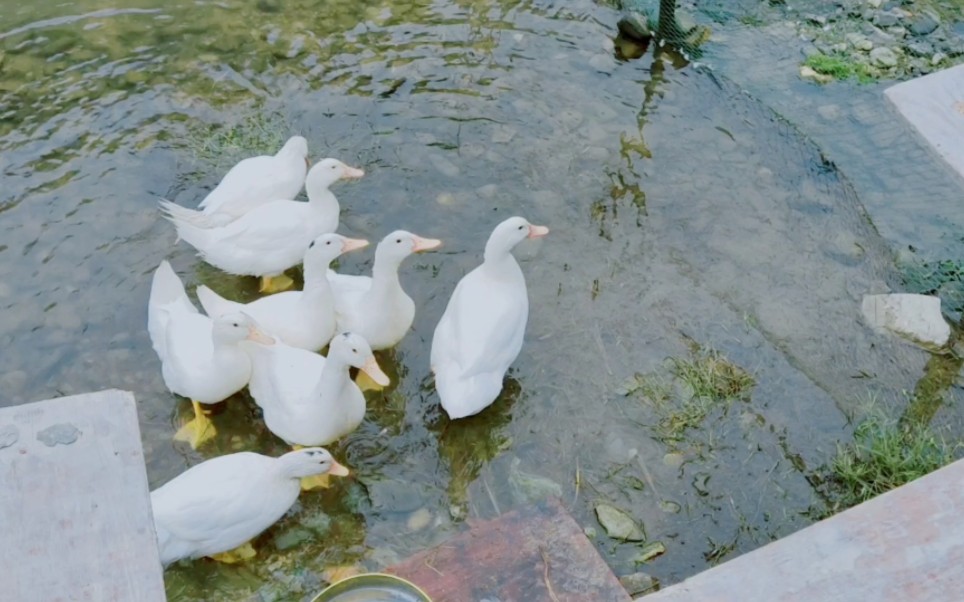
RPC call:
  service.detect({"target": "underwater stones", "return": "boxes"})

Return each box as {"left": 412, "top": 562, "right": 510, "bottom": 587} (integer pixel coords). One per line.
{"left": 870, "top": 46, "right": 899, "bottom": 66}
{"left": 909, "top": 13, "right": 940, "bottom": 37}
{"left": 406, "top": 508, "right": 432, "bottom": 531}
{"left": 507, "top": 457, "right": 563, "bottom": 504}
{"left": 620, "top": 572, "right": 657, "bottom": 596}
{"left": 273, "top": 527, "right": 313, "bottom": 551}
{"left": 862, "top": 293, "right": 951, "bottom": 348}
{"left": 366, "top": 478, "right": 424, "bottom": 514}
{"left": 594, "top": 503, "right": 645, "bottom": 542}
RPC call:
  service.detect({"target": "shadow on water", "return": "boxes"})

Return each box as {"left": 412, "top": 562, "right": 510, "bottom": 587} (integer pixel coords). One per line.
{"left": 1, "top": 0, "right": 958, "bottom": 598}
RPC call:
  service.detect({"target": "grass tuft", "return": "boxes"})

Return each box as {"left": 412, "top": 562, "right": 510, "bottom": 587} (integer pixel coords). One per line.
{"left": 670, "top": 347, "right": 755, "bottom": 401}
{"left": 803, "top": 54, "right": 876, "bottom": 83}
{"left": 827, "top": 415, "right": 956, "bottom": 510}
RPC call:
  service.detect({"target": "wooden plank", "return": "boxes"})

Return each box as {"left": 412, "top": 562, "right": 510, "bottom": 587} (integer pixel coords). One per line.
{"left": 885, "top": 64, "right": 964, "bottom": 182}
{"left": 387, "top": 497, "right": 631, "bottom": 602}
{"left": 643, "top": 457, "right": 964, "bottom": 601}
{"left": 0, "top": 389, "right": 165, "bottom": 602}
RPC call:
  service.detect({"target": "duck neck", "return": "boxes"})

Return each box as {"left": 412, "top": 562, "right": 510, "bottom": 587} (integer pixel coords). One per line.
{"left": 369, "top": 257, "right": 402, "bottom": 301}
{"left": 482, "top": 245, "right": 519, "bottom": 277}
{"left": 306, "top": 182, "right": 338, "bottom": 215}
{"left": 302, "top": 259, "right": 334, "bottom": 299}
{"left": 310, "top": 355, "right": 352, "bottom": 400}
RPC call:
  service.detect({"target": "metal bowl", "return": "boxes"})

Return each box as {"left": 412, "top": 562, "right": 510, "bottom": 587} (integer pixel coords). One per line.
{"left": 310, "top": 573, "right": 433, "bottom": 602}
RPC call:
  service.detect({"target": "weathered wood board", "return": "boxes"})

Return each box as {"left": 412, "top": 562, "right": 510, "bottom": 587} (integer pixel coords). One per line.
{"left": 885, "top": 64, "right": 964, "bottom": 182}
{"left": 0, "top": 389, "right": 165, "bottom": 602}
{"left": 643, "top": 457, "right": 964, "bottom": 601}
{"left": 387, "top": 497, "right": 631, "bottom": 602}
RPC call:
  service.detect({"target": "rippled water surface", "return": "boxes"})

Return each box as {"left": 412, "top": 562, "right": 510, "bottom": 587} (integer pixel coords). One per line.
{"left": 2, "top": 0, "right": 957, "bottom": 599}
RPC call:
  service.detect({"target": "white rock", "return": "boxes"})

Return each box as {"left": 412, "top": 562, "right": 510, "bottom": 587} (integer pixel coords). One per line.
{"left": 861, "top": 293, "right": 950, "bottom": 347}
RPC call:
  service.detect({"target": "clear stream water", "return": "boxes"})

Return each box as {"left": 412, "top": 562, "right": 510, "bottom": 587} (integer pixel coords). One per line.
{"left": 1, "top": 0, "right": 961, "bottom": 600}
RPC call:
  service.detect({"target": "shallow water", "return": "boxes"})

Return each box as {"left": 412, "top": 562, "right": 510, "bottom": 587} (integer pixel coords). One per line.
{"left": 1, "top": 0, "right": 957, "bottom": 599}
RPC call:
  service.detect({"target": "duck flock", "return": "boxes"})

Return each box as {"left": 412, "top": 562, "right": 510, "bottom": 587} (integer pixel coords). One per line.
{"left": 147, "top": 136, "right": 549, "bottom": 568}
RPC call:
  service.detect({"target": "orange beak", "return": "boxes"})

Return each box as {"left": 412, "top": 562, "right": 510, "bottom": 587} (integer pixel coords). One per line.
{"left": 328, "top": 459, "right": 350, "bottom": 477}
{"left": 246, "top": 325, "right": 276, "bottom": 345}
{"left": 412, "top": 236, "right": 442, "bottom": 252}
{"left": 527, "top": 224, "right": 549, "bottom": 239}
{"left": 361, "top": 355, "right": 390, "bottom": 386}
{"left": 342, "top": 166, "right": 365, "bottom": 180}
{"left": 341, "top": 237, "right": 369, "bottom": 253}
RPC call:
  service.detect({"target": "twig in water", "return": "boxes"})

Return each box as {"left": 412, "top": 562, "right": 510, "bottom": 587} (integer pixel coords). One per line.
{"left": 482, "top": 469, "right": 501, "bottom": 516}
{"left": 540, "top": 547, "right": 561, "bottom": 602}
{"left": 572, "top": 457, "right": 581, "bottom": 507}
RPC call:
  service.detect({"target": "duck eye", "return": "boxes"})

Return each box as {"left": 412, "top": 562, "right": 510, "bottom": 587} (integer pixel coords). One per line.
{"left": 309, "top": 241, "right": 315, "bottom": 249}
{"left": 232, "top": 322, "right": 239, "bottom": 327}
{"left": 518, "top": 225, "right": 525, "bottom": 230}
{"left": 326, "top": 240, "right": 332, "bottom": 245}
{"left": 351, "top": 348, "right": 358, "bottom": 353}
{"left": 396, "top": 239, "right": 402, "bottom": 244}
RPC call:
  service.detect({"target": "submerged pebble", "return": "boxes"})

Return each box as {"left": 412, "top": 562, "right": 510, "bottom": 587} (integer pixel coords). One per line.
{"left": 594, "top": 502, "right": 645, "bottom": 542}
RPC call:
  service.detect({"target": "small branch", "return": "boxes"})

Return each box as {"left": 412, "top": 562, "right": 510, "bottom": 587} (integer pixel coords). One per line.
{"left": 540, "top": 547, "right": 561, "bottom": 602}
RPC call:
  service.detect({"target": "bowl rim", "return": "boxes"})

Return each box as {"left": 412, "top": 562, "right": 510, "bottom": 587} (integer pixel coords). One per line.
{"left": 310, "top": 572, "right": 433, "bottom": 602}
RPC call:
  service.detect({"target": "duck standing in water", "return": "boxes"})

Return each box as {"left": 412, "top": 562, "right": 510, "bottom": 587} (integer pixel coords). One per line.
{"left": 431, "top": 216, "right": 548, "bottom": 419}
{"left": 160, "top": 157, "right": 364, "bottom": 293}
{"left": 151, "top": 447, "right": 349, "bottom": 567}
{"left": 147, "top": 260, "right": 274, "bottom": 448}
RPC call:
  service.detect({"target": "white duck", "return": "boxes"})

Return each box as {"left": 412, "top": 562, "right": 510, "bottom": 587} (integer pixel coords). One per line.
{"left": 147, "top": 260, "right": 274, "bottom": 448}
{"left": 247, "top": 332, "right": 389, "bottom": 489}
{"left": 151, "top": 447, "right": 349, "bottom": 567}
{"left": 327, "top": 230, "right": 442, "bottom": 351}
{"left": 194, "top": 136, "right": 310, "bottom": 226}
{"left": 430, "top": 216, "right": 549, "bottom": 419}
{"left": 196, "top": 233, "right": 369, "bottom": 351}
{"left": 160, "top": 157, "right": 364, "bottom": 293}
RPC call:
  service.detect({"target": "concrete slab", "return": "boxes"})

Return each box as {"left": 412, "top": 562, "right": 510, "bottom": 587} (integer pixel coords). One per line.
{"left": 641, "top": 457, "right": 964, "bottom": 601}
{"left": 885, "top": 64, "right": 964, "bottom": 182}
{"left": 387, "top": 497, "right": 631, "bottom": 602}
{"left": 0, "top": 389, "right": 165, "bottom": 602}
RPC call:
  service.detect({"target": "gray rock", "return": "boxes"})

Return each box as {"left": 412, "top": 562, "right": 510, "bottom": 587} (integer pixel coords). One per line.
{"left": 365, "top": 478, "right": 425, "bottom": 513}
{"left": 909, "top": 14, "right": 940, "bottom": 37}
{"left": 620, "top": 572, "right": 657, "bottom": 596}
{"left": 273, "top": 527, "right": 312, "bottom": 551}
{"left": 856, "top": 39, "right": 874, "bottom": 51}
{"left": 508, "top": 457, "right": 563, "bottom": 504}
{"left": 870, "top": 46, "right": 899, "bottom": 66}
{"left": 595, "top": 503, "right": 645, "bottom": 541}
{"left": 906, "top": 41, "right": 935, "bottom": 57}
{"left": 873, "top": 11, "right": 898, "bottom": 28}
{"left": 932, "top": 52, "right": 947, "bottom": 65}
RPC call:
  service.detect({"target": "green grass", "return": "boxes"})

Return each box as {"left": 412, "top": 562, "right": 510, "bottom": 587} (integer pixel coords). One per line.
{"left": 670, "top": 346, "right": 755, "bottom": 401}
{"left": 803, "top": 54, "right": 876, "bottom": 83}
{"left": 185, "top": 111, "right": 290, "bottom": 171}
{"left": 622, "top": 346, "right": 755, "bottom": 445}
{"left": 827, "top": 415, "right": 956, "bottom": 511}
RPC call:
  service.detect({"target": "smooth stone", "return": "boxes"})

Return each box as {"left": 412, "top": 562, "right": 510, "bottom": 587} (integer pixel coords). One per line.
{"left": 508, "top": 457, "right": 563, "bottom": 503}
{"left": 906, "top": 41, "right": 935, "bottom": 56}
{"left": 595, "top": 503, "right": 645, "bottom": 542}
{"left": 366, "top": 479, "right": 424, "bottom": 513}
{"left": 817, "top": 104, "right": 842, "bottom": 120}
{"left": 620, "top": 572, "right": 657, "bottom": 596}
{"left": 428, "top": 154, "right": 460, "bottom": 178}
{"left": 862, "top": 293, "right": 951, "bottom": 347}
{"left": 0, "top": 369, "right": 28, "bottom": 395}
{"left": 476, "top": 184, "right": 499, "bottom": 198}
{"left": 856, "top": 39, "right": 874, "bottom": 51}
{"left": 909, "top": 14, "right": 940, "bottom": 37}
{"left": 870, "top": 46, "right": 899, "bottom": 66}
{"left": 873, "top": 12, "right": 898, "bottom": 28}
{"left": 932, "top": 52, "right": 947, "bottom": 65}
{"left": 406, "top": 508, "right": 432, "bottom": 531}
{"left": 273, "top": 527, "right": 313, "bottom": 551}
{"left": 436, "top": 192, "right": 456, "bottom": 206}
